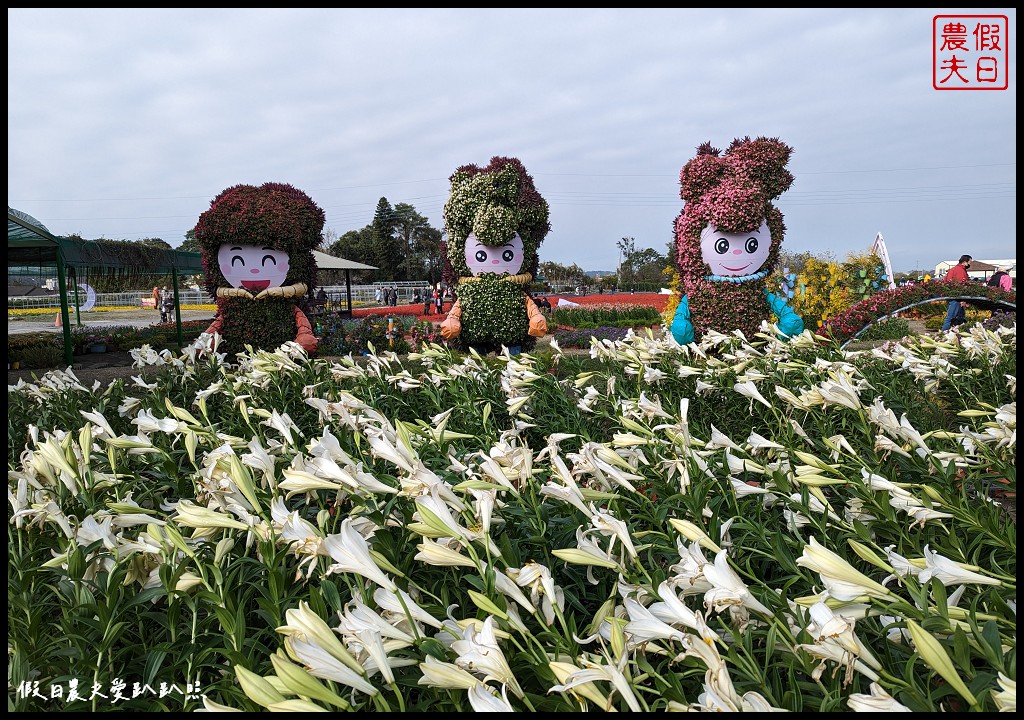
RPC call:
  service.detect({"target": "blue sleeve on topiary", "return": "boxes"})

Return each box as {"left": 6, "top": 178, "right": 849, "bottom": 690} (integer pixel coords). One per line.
{"left": 765, "top": 291, "right": 804, "bottom": 338}
{"left": 671, "top": 295, "right": 694, "bottom": 344}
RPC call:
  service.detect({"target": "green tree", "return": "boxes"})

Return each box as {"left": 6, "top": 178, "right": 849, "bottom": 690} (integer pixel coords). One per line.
{"left": 328, "top": 228, "right": 377, "bottom": 284}
{"left": 178, "top": 229, "right": 200, "bottom": 254}
{"left": 616, "top": 236, "right": 636, "bottom": 289}
{"left": 625, "top": 246, "right": 667, "bottom": 287}
{"left": 369, "top": 197, "right": 401, "bottom": 279}
{"left": 393, "top": 203, "right": 439, "bottom": 282}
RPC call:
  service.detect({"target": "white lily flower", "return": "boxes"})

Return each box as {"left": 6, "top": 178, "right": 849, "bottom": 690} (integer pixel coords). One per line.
{"left": 733, "top": 380, "right": 772, "bottom": 409}
{"left": 338, "top": 597, "right": 416, "bottom": 647}
{"left": 874, "top": 435, "right": 914, "bottom": 459}
{"left": 76, "top": 514, "right": 119, "bottom": 551}
{"left": 322, "top": 518, "right": 397, "bottom": 591}
{"left": 418, "top": 655, "right": 479, "bottom": 690}
{"left": 666, "top": 539, "right": 715, "bottom": 597}
{"left": 797, "top": 536, "right": 892, "bottom": 601}
{"left": 552, "top": 527, "right": 625, "bottom": 576}
{"left": 539, "top": 468, "right": 591, "bottom": 516}
{"left": 705, "top": 424, "right": 743, "bottom": 452}
{"left": 623, "top": 597, "right": 686, "bottom": 643}
{"left": 365, "top": 428, "right": 417, "bottom": 474}
{"left": 589, "top": 506, "right": 638, "bottom": 559}
{"left": 548, "top": 652, "right": 641, "bottom": 712}
{"left": 262, "top": 409, "right": 301, "bottom": 446}
{"left": 483, "top": 564, "right": 535, "bottom": 614}
{"left": 745, "top": 431, "right": 784, "bottom": 454}
{"left": 882, "top": 545, "right": 921, "bottom": 581}
{"left": 451, "top": 616, "right": 523, "bottom": 698}
{"left": 703, "top": 549, "right": 772, "bottom": 616}
{"left": 993, "top": 672, "right": 1016, "bottom": 712}
{"left": 642, "top": 365, "right": 667, "bottom": 384}
{"left": 507, "top": 561, "right": 563, "bottom": 624}
{"left": 312, "top": 455, "right": 397, "bottom": 496}
{"left": 847, "top": 682, "right": 913, "bottom": 711}
{"left": 576, "top": 385, "right": 602, "bottom": 413}
{"left": 860, "top": 468, "right": 900, "bottom": 492}
{"left": 241, "top": 438, "right": 278, "bottom": 489}
{"left": 350, "top": 628, "right": 396, "bottom": 684}
{"left": 646, "top": 581, "right": 717, "bottom": 641}
{"left": 174, "top": 500, "right": 250, "bottom": 531}
{"left": 919, "top": 545, "right": 1001, "bottom": 587}
{"left": 373, "top": 586, "right": 444, "bottom": 630}
{"left": 284, "top": 636, "right": 378, "bottom": 696}
{"left": 729, "top": 476, "right": 771, "bottom": 497}
{"left": 895, "top": 413, "right": 931, "bottom": 454}
{"left": 887, "top": 488, "right": 954, "bottom": 528}
{"left": 548, "top": 660, "right": 610, "bottom": 707}
{"left": 79, "top": 409, "right": 118, "bottom": 439}
{"left": 414, "top": 537, "right": 477, "bottom": 568}
{"left": 468, "top": 682, "right": 515, "bottom": 712}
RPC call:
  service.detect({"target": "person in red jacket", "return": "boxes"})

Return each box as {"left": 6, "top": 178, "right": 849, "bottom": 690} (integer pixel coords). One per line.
{"left": 941, "top": 254, "right": 972, "bottom": 331}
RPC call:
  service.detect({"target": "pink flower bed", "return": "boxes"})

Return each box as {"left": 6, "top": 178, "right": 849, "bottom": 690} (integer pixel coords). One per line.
{"left": 351, "top": 292, "right": 670, "bottom": 322}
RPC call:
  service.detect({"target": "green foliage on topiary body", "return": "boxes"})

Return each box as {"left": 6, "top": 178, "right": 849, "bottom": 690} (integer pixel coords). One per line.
{"left": 216, "top": 297, "right": 304, "bottom": 357}
{"left": 455, "top": 276, "right": 531, "bottom": 353}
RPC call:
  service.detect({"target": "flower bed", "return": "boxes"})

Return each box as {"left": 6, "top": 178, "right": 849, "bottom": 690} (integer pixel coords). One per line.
{"left": 7, "top": 324, "right": 1016, "bottom": 712}
{"left": 820, "top": 280, "right": 1015, "bottom": 345}
{"left": 351, "top": 292, "right": 669, "bottom": 323}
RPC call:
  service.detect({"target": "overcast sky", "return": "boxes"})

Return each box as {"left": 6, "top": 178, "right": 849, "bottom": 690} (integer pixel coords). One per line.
{"left": 8, "top": 8, "right": 1016, "bottom": 274}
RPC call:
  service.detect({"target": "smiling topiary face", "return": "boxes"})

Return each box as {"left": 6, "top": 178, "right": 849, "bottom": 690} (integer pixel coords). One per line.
{"left": 442, "top": 157, "right": 550, "bottom": 281}
{"left": 195, "top": 182, "right": 325, "bottom": 297}
{"left": 675, "top": 137, "right": 793, "bottom": 286}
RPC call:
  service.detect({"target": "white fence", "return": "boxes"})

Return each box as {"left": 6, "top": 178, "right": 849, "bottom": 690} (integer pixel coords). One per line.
{"left": 8, "top": 284, "right": 434, "bottom": 310}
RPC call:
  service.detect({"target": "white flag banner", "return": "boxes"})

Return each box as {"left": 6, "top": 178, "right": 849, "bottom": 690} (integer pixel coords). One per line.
{"left": 871, "top": 233, "right": 896, "bottom": 290}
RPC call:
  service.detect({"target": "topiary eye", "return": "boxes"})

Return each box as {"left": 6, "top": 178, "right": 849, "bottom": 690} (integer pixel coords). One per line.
{"left": 502, "top": 249, "right": 515, "bottom": 262}
{"left": 745, "top": 237, "right": 758, "bottom": 254}
{"left": 715, "top": 238, "right": 730, "bottom": 254}
{"left": 475, "top": 250, "right": 488, "bottom": 263}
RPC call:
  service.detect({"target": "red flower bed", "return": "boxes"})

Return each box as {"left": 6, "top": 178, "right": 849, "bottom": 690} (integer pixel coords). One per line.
{"left": 351, "top": 292, "right": 670, "bottom": 323}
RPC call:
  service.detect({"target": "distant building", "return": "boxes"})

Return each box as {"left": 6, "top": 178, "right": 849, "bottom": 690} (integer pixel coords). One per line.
{"left": 7, "top": 283, "right": 56, "bottom": 297}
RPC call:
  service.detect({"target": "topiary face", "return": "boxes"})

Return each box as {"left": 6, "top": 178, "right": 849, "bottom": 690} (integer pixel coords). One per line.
{"left": 464, "top": 232, "right": 525, "bottom": 276}
{"left": 675, "top": 137, "right": 793, "bottom": 286}
{"left": 699, "top": 221, "right": 771, "bottom": 277}
{"left": 217, "top": 245, "right": 291, "bottom": 292}
{"left": 442, "top": 156, "right": 550, "bottom": 280}
{"left": 195, "top": 182, "right": 325, "bottom": 296}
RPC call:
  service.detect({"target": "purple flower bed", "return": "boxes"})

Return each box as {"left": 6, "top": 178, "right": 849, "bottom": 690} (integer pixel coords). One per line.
{"left": 553, "top": 325, "right": 630, "bottom": 348}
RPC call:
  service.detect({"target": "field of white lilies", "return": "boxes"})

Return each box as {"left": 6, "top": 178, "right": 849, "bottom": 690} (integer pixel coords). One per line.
{"left": 7, "top": 323, "right": 1016, "bottom": 712}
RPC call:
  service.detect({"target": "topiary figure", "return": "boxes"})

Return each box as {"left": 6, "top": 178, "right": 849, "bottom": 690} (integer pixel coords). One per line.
{"left": 670, "top": 136, "right": 804, "bottom": 344}
{"left": 439, "top": 156, "right": 550, "bottom": 353}
{"left": 195, "top": 182, "right": 323, "bottom": 358}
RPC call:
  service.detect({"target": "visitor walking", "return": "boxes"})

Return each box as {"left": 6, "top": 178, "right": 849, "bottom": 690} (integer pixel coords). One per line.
{"left": 434, "top": 284, "right": 444, "bottom": 315}
{"left": 940, "top": 254, "right": 972, "bottom": 331}
{"left": 159, "top": 285, "right": 175, "bottom": 324}
{"left": 988, "top": 265, "right": 1013, "bottom": 291}
{"left": 374, "top": 287, "right": 383, "bottom": 305}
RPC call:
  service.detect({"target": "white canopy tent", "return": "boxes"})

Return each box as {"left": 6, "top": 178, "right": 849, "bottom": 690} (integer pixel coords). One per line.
{"left": 312, "top": 250, "right": 377, "bottom": 316}
{"left": 312, "top": 250, "right": 378, "bottom": 271}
